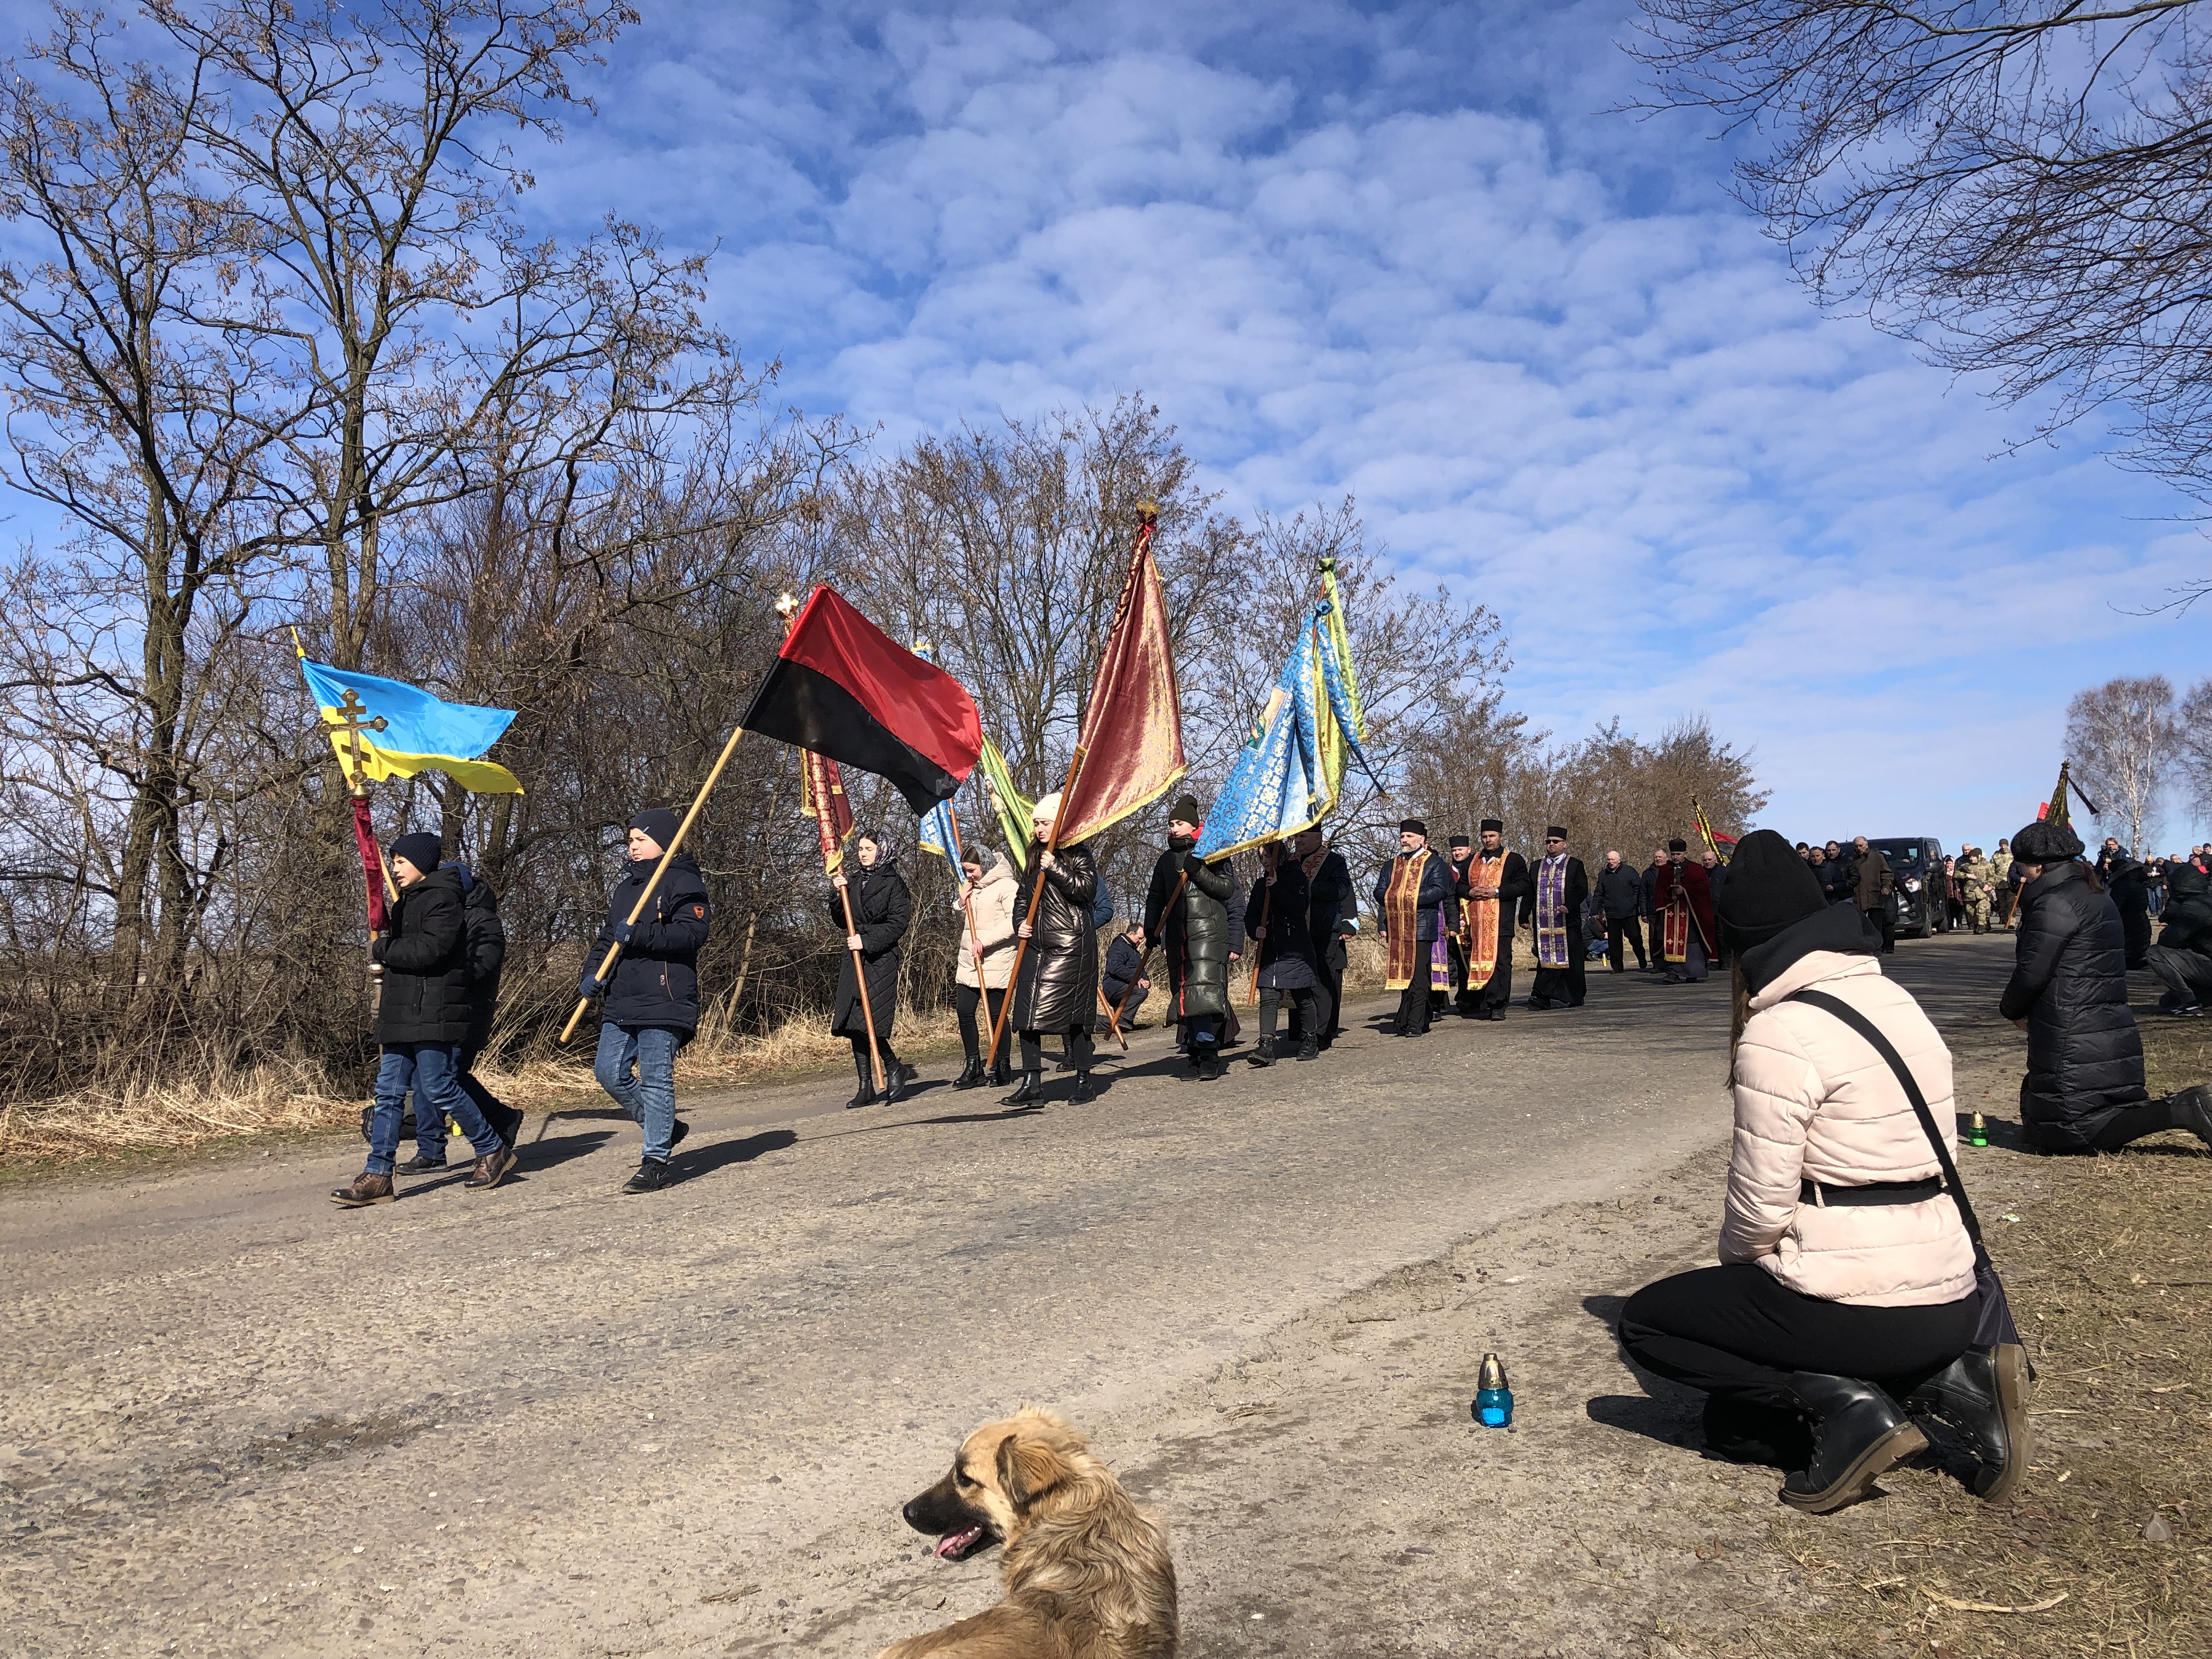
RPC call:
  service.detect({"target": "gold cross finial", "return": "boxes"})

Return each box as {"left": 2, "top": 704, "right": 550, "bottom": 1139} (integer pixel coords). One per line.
{"left": 323, "top": 688, "right": 388, "bottom": 794}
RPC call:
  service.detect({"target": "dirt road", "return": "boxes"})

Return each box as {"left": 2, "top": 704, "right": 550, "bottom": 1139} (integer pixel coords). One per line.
{"left": 1, "top": 939, "right": 2035, "bottom": 1657}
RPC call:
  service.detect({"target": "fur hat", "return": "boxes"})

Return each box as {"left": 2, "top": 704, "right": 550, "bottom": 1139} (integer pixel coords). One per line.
{"left": 1713, "top": 830, "right": 1826, "bottom": 952}
{"left": 628, "top": 806, "right": 680, "bottom": 850}
{"left": 1170, "top": 793, "right": 1202, "bottom": 826}
{"left": 390, "top": 831, "right": 443, "bottom": 874}
{"left": 1400, "top": 817, "right": 1427, "bottom": 837}
{"left": 2011, "top": 820, "right": 2084, "bottom": 862}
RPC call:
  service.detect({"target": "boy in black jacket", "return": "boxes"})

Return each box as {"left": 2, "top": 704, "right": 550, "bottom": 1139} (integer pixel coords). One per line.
{"left": 332, "top": 833, "right": 514, "bottom": 1206}
{"left": 579, "top": 808, "right": 711, "bottom": 1193}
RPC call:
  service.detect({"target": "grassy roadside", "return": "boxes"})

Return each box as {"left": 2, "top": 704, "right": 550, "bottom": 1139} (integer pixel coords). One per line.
{"left": 1700, "top": 1015, "right": 2212, "bottom": 1659}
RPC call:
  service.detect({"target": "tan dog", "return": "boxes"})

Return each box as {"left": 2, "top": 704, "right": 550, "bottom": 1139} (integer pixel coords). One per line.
{"left": 880, "top": 1407, "right": 1177, "bottom": 1658}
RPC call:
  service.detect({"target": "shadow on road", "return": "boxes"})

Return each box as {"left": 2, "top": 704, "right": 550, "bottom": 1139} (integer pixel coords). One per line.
{"left": 514, "top": 1129, "right": 616, "bottom": 1175}
{"left": 676, "top": 1128, "right": 799, "bottom": 1181}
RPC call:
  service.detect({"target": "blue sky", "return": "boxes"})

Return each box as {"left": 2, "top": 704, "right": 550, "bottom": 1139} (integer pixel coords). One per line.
{"left": 15, "top": 1, "right": 2209, "bottom": 847}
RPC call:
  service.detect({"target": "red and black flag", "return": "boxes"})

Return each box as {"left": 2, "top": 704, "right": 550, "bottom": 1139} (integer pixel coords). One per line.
{"left": 741, "top": 586, "right": 981, "bottom": 810}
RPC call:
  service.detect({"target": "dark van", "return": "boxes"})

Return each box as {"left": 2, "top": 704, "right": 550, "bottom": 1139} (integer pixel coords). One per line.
{"left": 1866, "top": 837, "right": 1949, "bottom": 938}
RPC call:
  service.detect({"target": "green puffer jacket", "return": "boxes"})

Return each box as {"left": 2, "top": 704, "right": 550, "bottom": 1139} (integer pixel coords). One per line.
{"left": 1144, "top": 839, "right": 1234, "bottom": 1021}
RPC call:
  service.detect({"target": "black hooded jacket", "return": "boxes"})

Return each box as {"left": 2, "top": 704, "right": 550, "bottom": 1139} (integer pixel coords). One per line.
{"left": 1999, "top": 861, "right": 2149, "bottom": 1149}
{"left": 595, "top": 853, "right": 713, "bottom": 1033}
{"left": 373, "top": 866, "right": 475, "bottom": 1045}
{"left": 1247, "top": 859, "right": 1318, "bottom": 991}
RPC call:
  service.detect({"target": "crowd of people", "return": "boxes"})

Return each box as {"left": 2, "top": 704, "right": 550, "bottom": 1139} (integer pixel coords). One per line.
{"left": 321, "top": 794, "right": 2211, "bottom": 1521}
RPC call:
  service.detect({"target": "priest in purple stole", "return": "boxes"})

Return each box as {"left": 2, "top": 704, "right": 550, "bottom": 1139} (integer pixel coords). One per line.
{"left": 1527, "top": 825, "right": 1590, "bottom": 1011}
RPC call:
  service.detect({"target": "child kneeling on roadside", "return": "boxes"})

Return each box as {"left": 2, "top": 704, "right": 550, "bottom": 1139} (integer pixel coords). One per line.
{"left": 332, "top": 832, "right": 515, "bottom": 1206}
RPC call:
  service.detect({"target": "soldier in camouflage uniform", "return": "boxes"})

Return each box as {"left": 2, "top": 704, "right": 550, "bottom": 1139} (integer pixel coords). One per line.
{"left": 1990, "top": 839, "right": 2017, "bottom": 929}
{"left": 1955, "top": 845, "right": 1995, "bottom": 933}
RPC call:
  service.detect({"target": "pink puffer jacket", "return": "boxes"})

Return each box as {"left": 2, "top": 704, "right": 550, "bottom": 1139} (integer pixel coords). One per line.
{"left": 1722, "top": 950, "right": 1976, "bottom": 1306}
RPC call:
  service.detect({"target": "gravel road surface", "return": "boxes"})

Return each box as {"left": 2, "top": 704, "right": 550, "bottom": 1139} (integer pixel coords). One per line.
{"left": 0, "top": 937, "right": 2027, "bottom": 1657}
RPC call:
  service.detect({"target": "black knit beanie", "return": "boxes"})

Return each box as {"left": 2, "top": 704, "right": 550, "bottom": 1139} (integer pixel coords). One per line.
{"left": 390, "top": 831, "right": 444, "bottom": 875}
{"left": 1170, "top": 793, "right": 1202, "bottom": 826}
{"left": 1713, "top": 830, "right": 1827, "bottom": 953}
{"left": 628, "top": 806, "right": 681, "bottom": 851}
{"left": 2011, "top": 819, "right": 2084, "bottom": 862}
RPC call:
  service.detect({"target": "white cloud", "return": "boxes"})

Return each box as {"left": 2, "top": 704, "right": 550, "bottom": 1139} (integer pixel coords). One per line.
{"left": 542, "top": 1, "right": 2212, "bottom": 844}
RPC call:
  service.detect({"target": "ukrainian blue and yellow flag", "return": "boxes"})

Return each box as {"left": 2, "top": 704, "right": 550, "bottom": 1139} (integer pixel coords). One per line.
{"left": 298, "top": 648, "right": 524, "bottom": 794}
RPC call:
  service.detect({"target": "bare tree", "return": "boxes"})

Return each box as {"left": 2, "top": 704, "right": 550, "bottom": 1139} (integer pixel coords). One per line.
{"left": 2167, "top": 675, "right": 2212, "bottom": 832}
{"left": 2066, "top": 674, "right": 2179, "bottom": 852}
{"left": 1631, "top": 1, "right": 2212, "bottom": 596}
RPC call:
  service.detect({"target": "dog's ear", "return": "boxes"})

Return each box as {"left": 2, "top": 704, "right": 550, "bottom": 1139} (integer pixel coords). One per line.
{"left": 995, "top": 1429, "right": 1070, "bottom": 1512}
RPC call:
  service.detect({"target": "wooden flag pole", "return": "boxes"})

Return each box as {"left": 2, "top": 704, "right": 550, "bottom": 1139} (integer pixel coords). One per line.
{"left": 984, "top": 742, "right": 1087, "bottom": 1064}
{"left": 560, "top": 723, "right": 748, "bottom": 1044}
{"left": 945, "top": 804, "right": 991, "bottom": 997}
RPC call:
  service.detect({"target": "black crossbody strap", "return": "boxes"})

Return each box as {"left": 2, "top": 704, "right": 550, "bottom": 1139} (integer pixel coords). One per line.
{"left": 1787, "top": 988, "right": 1984, "bottom": 1253}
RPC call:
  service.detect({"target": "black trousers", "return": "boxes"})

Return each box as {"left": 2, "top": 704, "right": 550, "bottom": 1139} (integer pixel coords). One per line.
{"left": 1617, "top": 1264, "right": 1978, "bottom": 1412}
{"left": 1020, "top": 1028, "right": 1092, "bottom": 1075}
{"left": 1866, "top": 905, "right": 1895, "bottom": 953}
{"left": 955, "top": 984, "right": 1010, "bottom": 1069}
{"left": 1531, "top": 928, "right": 1587, "bottom": 1006}
{"left": 1259, "top": 984, "right": 1317, "bottom": 1042}
{"left": 2147, "top": 944, "right": 2212, "bottom": 1008}
{"left": 1394, "top": 979, "right": 1431, "bottom": 1034}
{"left": 2087, "top": 1091, "right": 2194, "bottom": 1151}
{"left": 1604, "top": 915, "right": 1645, "bottom": 971}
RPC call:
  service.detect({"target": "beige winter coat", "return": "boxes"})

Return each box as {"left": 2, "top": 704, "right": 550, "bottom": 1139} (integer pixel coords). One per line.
{"left": 955, "top": 853, "right": 1020, "bottom": 992}
{"left": 1722, "top": 950, "right": 1977, "bottom": 1307}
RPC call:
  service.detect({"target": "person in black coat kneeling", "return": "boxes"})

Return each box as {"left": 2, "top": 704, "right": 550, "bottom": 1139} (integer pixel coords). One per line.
{"left": 1999, "top": 820, "right": 2210, "bottom": 1153}
{"left": 583, "top": 808, "right": 713, "bottom": 1194}
{"left": 332, "top": 832, "right": 514, "bottom": 1206}
{"left": 832, "top": 831, "right": 915, "bottom": 1108}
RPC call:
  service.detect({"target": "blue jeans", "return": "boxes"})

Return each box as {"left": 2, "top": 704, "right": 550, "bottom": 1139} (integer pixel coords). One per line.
{"left": 595, "top": 1023, "right": 681, "bottom": 1161}
{"left": 367, "top": 1043, "right": 499, "bottom": 1175}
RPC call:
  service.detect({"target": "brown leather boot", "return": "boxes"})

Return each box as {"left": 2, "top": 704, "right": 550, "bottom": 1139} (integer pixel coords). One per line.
{"left": 463, "top": 1146, "right": 514, "bottom": 1192}
{"left": 330, "top": 1171, "right": 394, "bottom": 1207}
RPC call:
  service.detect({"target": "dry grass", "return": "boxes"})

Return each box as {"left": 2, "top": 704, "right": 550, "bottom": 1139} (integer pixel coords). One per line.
{"left": 0, "top": 1000, "right": 969, "bottom": 1170}
{"left": 1684, "top": 1020, "right": 2212, "bottom": 1659}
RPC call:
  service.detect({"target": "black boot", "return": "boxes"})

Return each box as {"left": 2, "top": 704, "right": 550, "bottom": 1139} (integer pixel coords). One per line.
{"left": 1296, "top": 1034, "right": 1320, "bottom": 1062}
{"left": 1780, "top": 1373, "right": 1928, "bottom": 1513}
{"left": 2167, "top": 1084, "right": 2212, "bottom": 1147}
{"left": 988, "top": 1059, "right": 1011, "bottom": 1089}
{"left": 882, "top": 1053, "right": 915, "bottom": 1104}
{"left": 1001, "top": 1070, "right": 1043, "bottom": 1105}
{"left": 1249, "top": 1035, "right": 1277, "bottom": 1068}
{"left": 1196, "top": 1046, "right": 1221, "bottom": 1082}
{"left": 953, "top": 1056, "right": 985, "bottom": 1091}
{"left": 1070, "top": 1071, "right": 1096, "bottom": 1104}
{"left": 848, "top": 1051, "right": 877, "bottom": 1110}
{"left": 1905, "top": 1345, "right": 2030, "bottom": 1502}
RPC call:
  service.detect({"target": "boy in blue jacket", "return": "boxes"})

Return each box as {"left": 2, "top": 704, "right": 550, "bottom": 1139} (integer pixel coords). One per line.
{"left": 579, "top": 808, "right": 711, "bottom": 1193}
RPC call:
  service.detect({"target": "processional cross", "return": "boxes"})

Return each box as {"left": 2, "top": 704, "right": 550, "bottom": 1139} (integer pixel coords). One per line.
{"left": 322, "top": 688, "right": 388, "bottom": 798}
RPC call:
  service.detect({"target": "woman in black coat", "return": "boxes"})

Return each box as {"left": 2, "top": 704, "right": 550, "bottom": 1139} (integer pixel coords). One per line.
{"left": 1245, "top": 847, "right": 1321, "bottom": 1065}
{"left": 1003, "top": 791, "right": 1101, "bottom": 1107}
{"left": 1999, "top": 820, "right": 2210, "bottom": 1152}
{"left": 832, "top": 832, "right": 914, "bottom": 1108}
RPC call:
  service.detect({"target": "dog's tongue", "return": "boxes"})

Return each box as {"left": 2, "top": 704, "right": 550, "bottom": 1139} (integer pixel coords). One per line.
{"left": 935, "top": 1526, "right": 984, "bottom": 1561}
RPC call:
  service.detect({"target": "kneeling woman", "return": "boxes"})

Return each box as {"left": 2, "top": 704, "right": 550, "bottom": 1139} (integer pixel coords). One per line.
{"left": 1003, "top": 792, "right": 1102, "bottom": 1105}
{"left": 832, "top": 831, "right": 915, "bottom": 1107}
{"left": 1617, "top": 831, "right": 2023, "bottom": 1513}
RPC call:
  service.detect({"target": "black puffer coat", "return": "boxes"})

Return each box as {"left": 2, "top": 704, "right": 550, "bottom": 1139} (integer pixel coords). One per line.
{"left": 374, "top": 867, "right": 473, "bottom": 1045}
{"left": 2107, "top": 857, "right": 2153, "bottom": 966}
{"left": 1999, "top": 861, "right": 2150, "bottom": 1150}
{"left": 831, "top": 853, "right": 912, "bottom": 1040}
{"left": 596, "top": 853, "right": 712, "bottom": 1034}
{"left": 457, "top": 865, "right": 506, "bottom": 1055}
{"left": 1144, "top": 838, "right": 1233, "bottom": 1020}
{"left": 1008, "top": 839, "right": 1099, "bottom": 1034}
{"left": 1247, "top": 859, "right": 1318, "bottom": 991}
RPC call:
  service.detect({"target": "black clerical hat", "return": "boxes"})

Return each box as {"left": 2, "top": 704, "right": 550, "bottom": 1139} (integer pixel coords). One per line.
{"left": 1400, "top": 817, "right": 1426, "bottom": 836}
{"left": 1479, "top": 817, "right": 1503, "bottom": 834}
{"left": 1544, "top": 825, "right": 1567, "bottom": 842}
{"left": 1448, "top": 834, "right": 1470, "bottom": 847}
